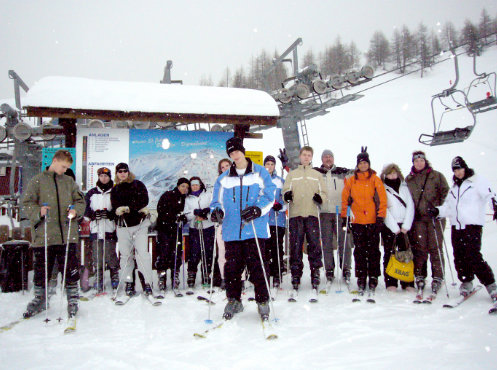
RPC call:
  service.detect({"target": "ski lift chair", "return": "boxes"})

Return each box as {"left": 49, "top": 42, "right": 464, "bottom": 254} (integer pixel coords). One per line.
{"left": 419, "top": 88, "right": 476, "bottom": 146}
{"left": 419, "top": 45, "right": 476, "bottom": 146}
{"left": 466, "top": 53, "right": 497, "bottom": 114}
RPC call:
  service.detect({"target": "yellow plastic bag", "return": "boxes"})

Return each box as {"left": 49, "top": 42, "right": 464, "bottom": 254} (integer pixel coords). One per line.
{"left": 386, "top": 255, "right": 414, "bottom": 282}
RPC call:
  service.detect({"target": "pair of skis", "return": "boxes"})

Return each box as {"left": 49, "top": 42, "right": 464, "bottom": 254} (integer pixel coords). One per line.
{"left": 288, "top": 288, "right": 319, "bottom": 303}
{"left": 114, "top": 292, "right": 162, "bottom": 306}
{"left": 352, "top": 290, "right": 376, "bottom": 303}
{"left": 193, "top": 316, "right": 278, "bottom": 340}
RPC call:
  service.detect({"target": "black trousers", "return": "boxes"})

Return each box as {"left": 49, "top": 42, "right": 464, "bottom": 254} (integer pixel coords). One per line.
{"left": 225, "top": 238, "right": 269, "bottom": 303}
{"left": 452, "top": 225, "right": 495, "bottom": 286}
{"left": 351, "top": 224, "right": 381, "bottom": 280}
{"left": 33, "top": 244, "right": 80, "bottom": 287}
{"left": 266, "top": 226, "right": 285, "bottom": 278}
{"left": 156, "top": 228, "right": 182, "bottom": 272}
{"left": 381, "top": 225, "right": 414, "bottom": 289}
{"left": 289, "top": 216, "right": 323, "bottom": 279}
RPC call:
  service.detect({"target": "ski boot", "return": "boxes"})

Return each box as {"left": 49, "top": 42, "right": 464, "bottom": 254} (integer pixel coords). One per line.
{"left": 357, "top": 277, "right": 366, "bottom": 294}
{"left": 459, "top": 281, "right": 473, "bottom": 297}
{"left": 110, "top": 268, "right": 119, "bottom": 291}
{"left": 368, "top": 277, "right": 378, "bottom": 293}
{"left": 273, "top": 276, "right": 280, "bottom": 288}
{"left": 291, "top": 276, "right": 300, "bottom": 291}
{"left": 157, "top": 271, "right": 166, "bottom": 291}
{"left": 24, "top": 286, "right": 47, "bottom": 318}
{"left": 187, "top": 272, "right": 196, "bottom": 289}
{"left": 66, "top": 282, "right": 79, "bottom": 318}
{"left": 311, "top": 269, "right": 320, "bottom": 290}
{"left": 143, "top": 283, "right": 153, "bottom": 296}
{"left": 431, "top": 277, "right": 443, "bottom": 295}
{"left": 485, "top": 282, "right": 497, "bottom": 302}
{"left": 125, "top": 282, "right": 136, "bottom": 297}
{"left": 223, "top": 298, "right": 243, "bottom": 320}
{"left": 257, "top": 301, "right": 270, "bottom": 321}
{"left": 325, "top": 270, "right": 334, "bottom": 284}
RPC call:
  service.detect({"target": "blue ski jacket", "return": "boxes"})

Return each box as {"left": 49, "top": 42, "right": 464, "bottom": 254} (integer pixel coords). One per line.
{"left": 210, "top": 158, "right": 275, "bottom": 242}
{"left": 268, "top": 172, "right": 287, "bottom": 228}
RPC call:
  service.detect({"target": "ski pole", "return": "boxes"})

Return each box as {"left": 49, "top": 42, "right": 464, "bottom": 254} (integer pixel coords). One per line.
{"left": 438, "top": 219, "right": 457, "bottom": 286}
{"left": 42, "top": 203, "right": 50, "bottom": 323}
{"left": 58, "top": 205, "right": 74, "bottom": 322}
{"left": 335, "top": 206, "right": 342, "bottom": 292}
{"left": 338, "top": 206, "right": 351, "bottom": 293}
{"left": 275, "top": 212, "right": 282, "bottom": 286}
{"left": 206, "top": 223, "right": 219, "bottom": 324}
{"left": 250, "top": 221, "right": 277, "bottom": 320}
{"left": 432, "top": 218, "right": 450, "bottom": 299}
{"left": 102, "top": 209, "right": 107, "bottom": 293}
{"left": 198, "top": 222, "right": 208, "bottom": 286}
{"left": 181, "top": 234, "right": 186, "bottom": 291}
{"left": 172, "top": 220, "right": 182, "bottom": 292}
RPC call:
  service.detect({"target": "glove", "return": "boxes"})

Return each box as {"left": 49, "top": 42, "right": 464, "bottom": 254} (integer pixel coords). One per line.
{"left": 211, "top": 208, "right": 224, "bottom": 223}
{"left": 427, "top": 206, "right": 439, "bottom": 218}
{"left": 375, "top": 217, "right": 384, "bottom": 233}
{"left": 278, "top": 148, "right": 289, "bottom": 168}
{"left": 115, "top": 206, "right": 130, "bottom": 216}
{"left": 341, "top": 217, "right": 348, "bottom": 231}
{"left": 492, "top": 199, "right": 497, "bottom": 221}
{"left": 100, "top": 209, "right": 110, "bottom": 219}
{"left": 272, "top": 202, "right": 283, "bottom": 212}
{"left": 139, "top": 207, "right": 150, "bottom": 215}
{"left": 313, "top": 193, "right": 322, "bottom": 205}
{"left": 200, "top": 208, "right": 211, "bottom": 219}
{"left": 283, "top": 191, "right": 293, "bottom": 203}
{"left": 241, "top": 206, "right": 262, "bottom": 222}
{"left": 95, "top": 210, "right": 103, "bottom": 220}
{"left": 176, "top": 214, "right": 187, "bottom": 224}
{"left": 193, "top": 209, "right": 202, "bottom": 217}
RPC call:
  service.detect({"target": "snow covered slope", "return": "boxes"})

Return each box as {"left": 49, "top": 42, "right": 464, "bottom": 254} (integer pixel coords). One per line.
{"left": 1, "top": 49, "right": 497, "bottom": 369}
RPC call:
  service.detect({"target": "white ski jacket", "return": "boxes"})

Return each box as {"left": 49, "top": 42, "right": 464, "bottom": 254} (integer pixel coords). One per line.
{"left": 185, "top": 189, "right": 214, "bottom": 229}
{"left": 384, "top": 181, "right": 415, "bottom": 234}
{"left": 438, "top": 174, "right": 496, "bottom": 230}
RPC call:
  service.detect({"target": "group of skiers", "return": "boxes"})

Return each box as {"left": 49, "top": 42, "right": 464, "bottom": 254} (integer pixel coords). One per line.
{"left": 19, "top": 137, "right": 497, "bottom": 322}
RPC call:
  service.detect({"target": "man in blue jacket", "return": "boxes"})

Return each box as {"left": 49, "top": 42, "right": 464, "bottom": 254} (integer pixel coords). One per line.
{"left": 210, "top": 137, "right": 276, "bottom": 320}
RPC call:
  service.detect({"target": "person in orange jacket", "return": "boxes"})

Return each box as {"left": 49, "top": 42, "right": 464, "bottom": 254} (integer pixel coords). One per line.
{"left": 341, "top": 147, "right": 387, "bottom": 294}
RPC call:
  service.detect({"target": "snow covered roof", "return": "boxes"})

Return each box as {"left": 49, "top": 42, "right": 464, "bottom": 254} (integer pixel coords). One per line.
{"left": 23, "top": 76, "right": 279, "bottom": 125}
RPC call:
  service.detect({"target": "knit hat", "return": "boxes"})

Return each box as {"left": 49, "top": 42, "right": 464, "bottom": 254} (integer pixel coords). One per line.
{"left": 115, "top": 162, "right": 129, "bottom": 172}
{"left": 451, "top": 156, "right": 468, "bottom": 171}
{"left": 226, "top": 137, "right": 245, "bottom": 156}
{"left": 321, "top": 149, "right": 334, "bottom": 159}
{"left": 264, "top": 155, "right": 276, "bottom": 165}
{"left": 97, "top": 167, "right": 112, "bottom": 178}
{"left": 177, "top": 177, "right": 190, "bottom": 187}
{"left": 356, "top": 146, "right": 370, "bottom": 166}
{"left": 412, "top": 151, "right": 426, "bottom": 163}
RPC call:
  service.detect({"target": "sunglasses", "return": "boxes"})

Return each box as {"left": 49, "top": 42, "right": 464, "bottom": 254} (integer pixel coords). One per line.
{"left": 117, "top": 169, "right": 128, "bottom": 174}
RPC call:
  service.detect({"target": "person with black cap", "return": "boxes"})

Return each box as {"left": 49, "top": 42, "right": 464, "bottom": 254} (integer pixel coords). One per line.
{"left": 341, "top": 147, "right": 387, "bottom": 296}
{"left": 314, "top": 149, "right": 354, "bottom": 286}
{"left": 210, "top": 136, "right": 276, "bottom": 321}
{"left": 110, "top": 162, "right": 154, "bottom": 297}
{"left": 184, "top": 176, "right": 214, "bottom": 290}
{"left": 282, "top": 146, "right": 328, "bottom": 296}
{"left": 84, "top": 167, "right": 119, "bottom": 292}
{"left": 155, "top": 177, "right": 190, "bottom": 292}
{"left": 264, "top": 155, "right": 287, "bottom": 288}
{"left": 405, "top": 150, "right": 449, "bottom": 298}
{"left": 428, "top": 156, "right": 497, "bottom": 303}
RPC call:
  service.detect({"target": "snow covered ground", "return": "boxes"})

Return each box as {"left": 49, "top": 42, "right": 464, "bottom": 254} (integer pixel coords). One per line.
{"left": 1, "top": 48, "right": 497, "bottom": 369}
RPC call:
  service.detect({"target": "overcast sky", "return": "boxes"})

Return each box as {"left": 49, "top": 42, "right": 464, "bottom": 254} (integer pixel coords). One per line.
{"left": 1, "top": 0, "right": 495, "bottom": 100}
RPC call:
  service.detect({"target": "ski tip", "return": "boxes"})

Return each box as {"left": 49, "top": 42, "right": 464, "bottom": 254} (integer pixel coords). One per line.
{"left": 266, "top": 334, "right": 278, "bottom": 340}
{"left": 79, "top": 296, "right": 90, "bottom": 302}
{"left": 335, "top": 290, "right": 344, "bottom": 294}
{"left": 193, "top": 333, "right": 206, "bottom": 339}
{"left": 204, "top": 319, "right": 214, "bottom": 324}
{"left": 442, "top": 304, "right": 454, "bottom": 308}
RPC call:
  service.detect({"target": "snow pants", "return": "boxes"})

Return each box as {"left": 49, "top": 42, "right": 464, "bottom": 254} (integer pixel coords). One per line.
{"left": 451, "top": 225, "right": 495, "bottom": 286}
{"left": 409, "top": 219, "right": 444, "bottom": 280}
{"left": 91, "top": 237, "right": 119, "bottom": 286}
{"left": 225, "top": 238, "right": 269, "bottom": 303}
{"left": 320, "top": 212, "right": 353, "bottom": 277}
{"left": 216, "top": 225, "right": 226, "bottom": 279}
{"left": 351, "top": 223, "right": 381, "bottom": 281}
{"left": 116, "top": 220, "right": 152, "bottom": 285}
{"left": 266, "top": 226, "right": 285, "bottom": 278}
{"left": 188, "top": 225, "right": 215, "bottom": 281}
{"left": 33, "top": 243, "right": 80, "bottom": 287}
{"left": 381, "top": 225, "right": 414, "bottom": 289}
{"left": 289, "top": 216, "right": 323, "bottom": 280}
{"left": 156, "top": 227, "right": 182, "bottom": 273}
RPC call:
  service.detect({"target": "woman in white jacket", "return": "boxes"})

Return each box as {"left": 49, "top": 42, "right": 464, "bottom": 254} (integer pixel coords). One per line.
{"left": 184, "top": 176, "right": 215, "bottom": 289}
{"left": 430, "top": 156, "right": 497, "bottom": 301}
{"left": 380, "top": 164, "right": 415, "bottom": 292}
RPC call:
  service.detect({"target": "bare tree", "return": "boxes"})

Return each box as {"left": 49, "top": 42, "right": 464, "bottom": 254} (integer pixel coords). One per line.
{"left": 302, "top": 49, "right": 317, "bottom": 68}
{"left": 416, "top": 23, "right": 431, "bottom": 77}
{"left": 430, "top": 30, "right": 442, "bottom": 64}
{"left": 366, "top": 30, "right": 390, "bottom": 69}
{"left": 391, "top": 28, "right": 402, "bottom": 71}
{"left": 441, "top": 21, "right": 458, "bottom": 48}
{"left": 231, "top": 67, "right": 247, "bottom": 88}
{"left": 478, "top": 8, "right": 492, "bottom": 42}
{"left": 199, "top": 74, "right": 213, "bottom": 86}
{"left": 347, "top": 41, "right": 361, "bottom": 70}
